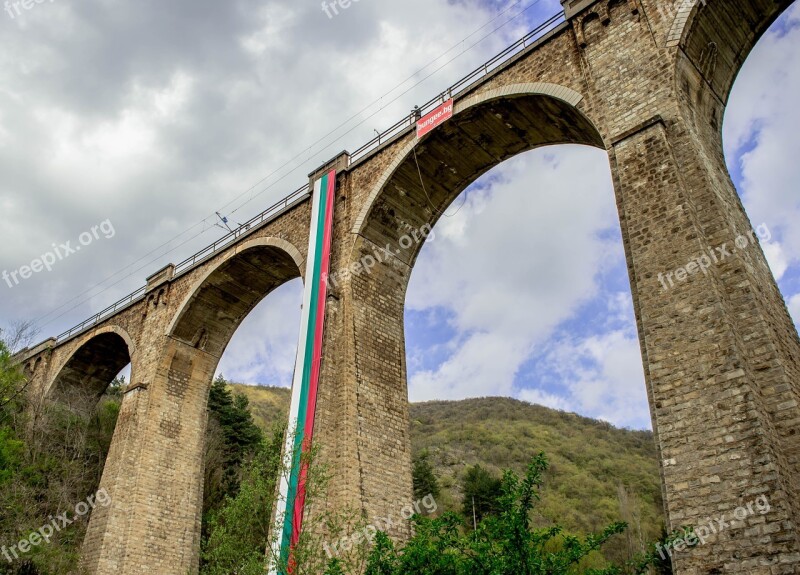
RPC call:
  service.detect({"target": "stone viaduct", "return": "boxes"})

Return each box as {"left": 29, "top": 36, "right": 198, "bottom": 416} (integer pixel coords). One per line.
{"left": 13, "top": 0, "right": 800, "bottom": 572}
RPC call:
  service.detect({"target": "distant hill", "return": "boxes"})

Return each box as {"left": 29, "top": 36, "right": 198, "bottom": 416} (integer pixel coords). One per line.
{"left": 229, "top": 383, "right": 291, "bottom": 431}
{"left": 229, "top": 384, "right": 664, "bottom": 560}
{"left": 410, "top": 398, "right": 663, "bottom": 548}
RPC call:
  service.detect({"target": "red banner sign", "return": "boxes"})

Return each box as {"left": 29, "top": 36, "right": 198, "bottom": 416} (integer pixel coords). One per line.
{"left": 416, "top": 99, "right": 454, "bottom": 138}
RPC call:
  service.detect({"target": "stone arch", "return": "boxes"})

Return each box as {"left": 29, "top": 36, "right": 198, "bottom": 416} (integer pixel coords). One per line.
{"left": 48, "top": 325, "right": 135, "bottom": 409}
{"left": 352, "top": 83, "right": 594, "bottom": 239}
{"left": 168, "top": 236, "right": 305, "bottom": 358}
{"left": 81, "top": 237, "right": 306, "bottom": 573}
{"left": 352, "top": 84, "right": 603, "bottom": 271}
{"left": 344, "top": 88, "right": 608, "bottom": 535}
{"left": 669, "top": 0, "right": 796, "bottom": 210}
{"left": 670, "top": 0, "right": 794, "bottom": 104}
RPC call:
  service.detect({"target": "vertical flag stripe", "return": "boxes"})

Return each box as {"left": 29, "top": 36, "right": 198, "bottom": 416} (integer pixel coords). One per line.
{"left": 292, "top": 171, "right": 336, "bottom": 549}
{"left": 286, "top": 170, "right": 329, "bottom": 553}
{"left": 269, "top": 169, "right": 336, "bottom": 575}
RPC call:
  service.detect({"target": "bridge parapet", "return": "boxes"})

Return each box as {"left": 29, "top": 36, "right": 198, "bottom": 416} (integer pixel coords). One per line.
{"left": 145, "top": 264, "right": 174, "bottom": 292}
{"left": 560, "top": 0, "right": 602, "bottom": 19}
{"left": 13, "top": 337, "right": 56, "bottom": 366}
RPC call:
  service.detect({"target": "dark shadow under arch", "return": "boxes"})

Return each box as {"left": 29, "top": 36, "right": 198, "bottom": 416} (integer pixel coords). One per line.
{"left": 170, "top": 240, "right": 304, "bottom": 359}
{"left": 675, "top": 0, "right": 795, "bottom": 105}
{"left": 50, "top": 331, "right": 132, "bottom": 410}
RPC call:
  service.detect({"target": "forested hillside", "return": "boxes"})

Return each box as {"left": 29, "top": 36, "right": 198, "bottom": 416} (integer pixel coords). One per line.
{"left": 229, "top": 383, "right": 665, "bottom": 564}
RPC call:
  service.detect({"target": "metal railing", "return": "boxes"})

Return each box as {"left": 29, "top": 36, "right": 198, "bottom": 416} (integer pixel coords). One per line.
{"left": 55, "top": 184, "right": 311, "bottom": 343}
{"left": 56, "top": 286, "right": 147, "bottom": 342}
{"left": 348, "top": 11, "right": 565, "bottom": 165}
{"left": 172, "top": 184, "right": 310, "bottom": 275}
{"left": 50, "top": 11, "right": 566, "bottom": 345}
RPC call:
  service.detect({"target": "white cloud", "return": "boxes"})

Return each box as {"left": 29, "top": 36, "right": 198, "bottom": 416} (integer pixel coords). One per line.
{"left": 411, "top": 333, "right": 532, "bottom": 401}
{"left": 724, "top": 3, "right": 800, "bottom": 268}
{"left": 0, "top": 0, "right": 538, "bottom": 333}
{"left": 517, "top": 387, "right": 571, "bottom": 412}
{"left": 216, "top": 279, "right": 303, "bottom": 386}
{"left": 531, "top": 329, "right": 649, "bottom": 429}
{"left": 2, "top": 0, "right": 796, "bottom": 435}
{"left": 407, "top": 146, "right": 625, "bottom": 404}
{"left": 762, "top": 241, "right": 789, "bottom": 281}
{"left": 789, "top": 294, "right": 800, "bottom": 326}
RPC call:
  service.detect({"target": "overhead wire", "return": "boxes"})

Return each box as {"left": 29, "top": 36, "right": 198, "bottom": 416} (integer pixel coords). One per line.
{"left": 413, "top": 146, "right": 469, "bottom": 219}
{"left": 33, "top": 0, "right": 551, "bottom": 331}
{"left": 223, "top": 0, "right": 549, "bottom": 220}
{"left": 216, "top": 0, "right": 541, "bottom": 219}
{"left": 222, "top": 0, "right": 549, "bottom": 220}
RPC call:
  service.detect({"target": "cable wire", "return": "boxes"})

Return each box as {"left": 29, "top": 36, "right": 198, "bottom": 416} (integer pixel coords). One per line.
{"left": 33, "top": 0, "right": 552, "bottom": 332}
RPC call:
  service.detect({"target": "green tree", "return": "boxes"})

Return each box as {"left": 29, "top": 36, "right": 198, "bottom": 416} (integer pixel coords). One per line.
{"left": 204, "top": 375, "right": 264, "bottom": 513}
{"left": 0, "top": 426, "right": 24, "bottom": 486}
{"left": 0, "top": 334, "right": 27, "bottom": 420}
{"left": 0, "top": 334, "right": 26, "bottom": 489}
{"left": 461, "top": 464, "right": 502, "bottom": 526}
{"left": 201, "top": 426, "right": 284, "bottom": 575}
{"left": 340, "top": 454, "right": 661, "bottom": 575}
{"left": 208, "top": 375, "right": 263, "bottom": 454}
{"left": 412, "top": 451, "right": 440, "bottom": 502}
{"left": 0, "top": 328, "right": 123, "bottom": 575}
{"left": 106, "top": 374, "right": 126, "bottom": 399}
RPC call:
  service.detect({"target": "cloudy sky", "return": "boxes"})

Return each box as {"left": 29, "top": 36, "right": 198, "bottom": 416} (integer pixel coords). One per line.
{"left": 1, "top": 0, "right": 798, "bottom": 430}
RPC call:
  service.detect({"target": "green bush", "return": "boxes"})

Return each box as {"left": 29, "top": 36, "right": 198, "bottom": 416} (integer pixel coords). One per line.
{"left": 329, "top": 454, "right": 667, "bottom": 575}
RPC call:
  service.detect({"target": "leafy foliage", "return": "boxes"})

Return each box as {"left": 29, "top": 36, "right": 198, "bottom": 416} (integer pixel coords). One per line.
{"left": 203, "top": 375, "right": 264, "bottom": 517}
{"left": 201, "top": 425, "right": 284, "bottom": 575}
{"left": 0, "top": 330, "right": 122, "bottom": 575}
{"left": 410, "top": 398, "right": 664, "bottom": 564}
{"left": 0, "top": 345, "right": 671, "bottom": 575}
{"left": 0, "top": 335, "right": 27, "bottom": 420}
{"left": 239, "top": 387, "right": 665, "bottom": 565}
{"left": 328, "top": 454, "right": 662, "bottom": 575}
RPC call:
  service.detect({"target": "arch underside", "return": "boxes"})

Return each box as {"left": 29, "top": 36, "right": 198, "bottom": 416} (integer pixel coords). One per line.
{"left": 679, "top": 0, "right": 793, "bottom": 104}
{"left": 359, "top": 94, "right": 604, "bottom": 267}
{"left": 171, "top": 244, "right": 302, "bottom": 358}
{"left": 51, "top": 332, "right": 131, "bottom": 407}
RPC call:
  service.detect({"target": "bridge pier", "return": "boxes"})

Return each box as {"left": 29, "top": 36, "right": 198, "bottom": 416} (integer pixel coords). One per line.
{"left": 81, "top": 339, "right": 216, "bottom": 575}
{"left": 610, "top": 112, "right": 800, "bottom": 572}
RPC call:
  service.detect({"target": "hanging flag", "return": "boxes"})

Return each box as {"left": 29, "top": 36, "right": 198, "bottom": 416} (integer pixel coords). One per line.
{"left": 269, "top": 169, "right": 336, "bottom": 575}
